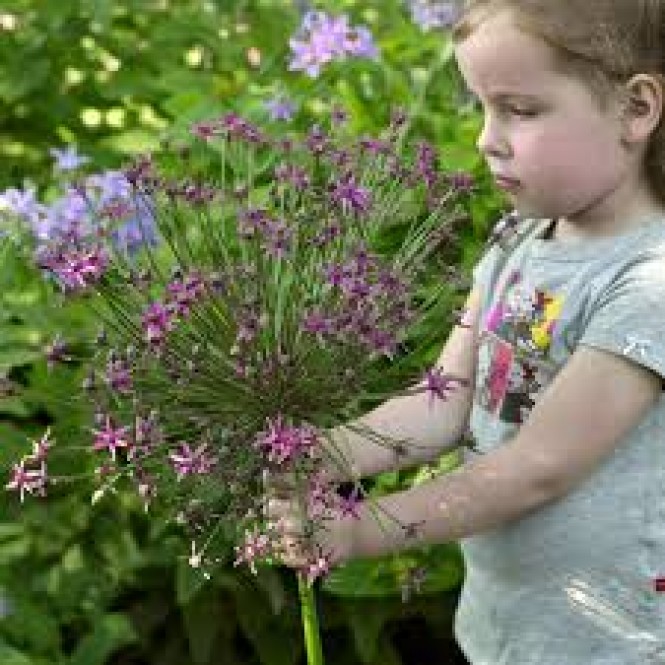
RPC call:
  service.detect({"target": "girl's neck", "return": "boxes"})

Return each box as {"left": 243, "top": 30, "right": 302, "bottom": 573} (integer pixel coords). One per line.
{"left": 554, "top": 188, "right": 665, "bottom": 242}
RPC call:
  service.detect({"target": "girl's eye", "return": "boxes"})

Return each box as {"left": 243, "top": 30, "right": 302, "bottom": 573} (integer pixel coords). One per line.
{"left": 507, "top": 107, "right": 539, "bottom": 118}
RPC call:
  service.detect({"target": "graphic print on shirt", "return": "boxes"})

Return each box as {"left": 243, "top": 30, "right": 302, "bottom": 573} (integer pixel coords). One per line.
{"left": 475, "top": 268, "right": 563, "bottom": 424}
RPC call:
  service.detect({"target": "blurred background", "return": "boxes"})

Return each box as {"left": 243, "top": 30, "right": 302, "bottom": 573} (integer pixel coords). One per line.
{"left": 0, "top": 1, "right": 507, "bottom": 663}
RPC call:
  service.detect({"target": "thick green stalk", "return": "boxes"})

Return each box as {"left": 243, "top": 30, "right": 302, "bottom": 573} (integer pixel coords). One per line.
{"left": 297, "top": 572, "right": 325, "bottom": 665}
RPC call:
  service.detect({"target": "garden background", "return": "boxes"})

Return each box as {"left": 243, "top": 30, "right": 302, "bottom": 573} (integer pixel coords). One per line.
{"left": 0, "top": 1, "right": 508, "bottom": 663}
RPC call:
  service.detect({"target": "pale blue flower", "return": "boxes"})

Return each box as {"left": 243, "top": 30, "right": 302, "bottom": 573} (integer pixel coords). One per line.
{"left": 49, "top": 145, "right": 90, "bottom": 171}
{"left": 288, "top": 11, "right": 379, "bottom": 78}
{"left": 265, "top": 97, "right": 298, "bottom": 122}
{"left": 406, "top": 0, "right": 460, "bottom": 31}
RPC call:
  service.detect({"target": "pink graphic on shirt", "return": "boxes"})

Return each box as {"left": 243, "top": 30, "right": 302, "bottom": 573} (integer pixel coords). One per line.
{"left": 486, "top": 302, "right": 506, "bottom": 333}
{"left": 483, "top": 334, "right": 514, "bottom": 414}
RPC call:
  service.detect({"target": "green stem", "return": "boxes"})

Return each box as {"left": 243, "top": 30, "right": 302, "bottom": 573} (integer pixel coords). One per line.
{"left": 297, "top": 572, "right": 325, "bottom": 665}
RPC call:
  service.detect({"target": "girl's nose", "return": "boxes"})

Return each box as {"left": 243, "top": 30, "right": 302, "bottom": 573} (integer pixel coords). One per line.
{"left": 476, "top": 116, "right": 510, "bottom": 158}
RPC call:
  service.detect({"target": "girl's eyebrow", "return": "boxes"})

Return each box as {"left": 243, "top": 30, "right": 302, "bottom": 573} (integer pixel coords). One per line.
{"left": 466, "top": 88, "right": 543, "bottom": 103}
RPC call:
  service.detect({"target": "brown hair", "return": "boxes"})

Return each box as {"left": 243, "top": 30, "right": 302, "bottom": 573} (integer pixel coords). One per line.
{"left": 451, "top": 0, "right": 665, "bottom": 202}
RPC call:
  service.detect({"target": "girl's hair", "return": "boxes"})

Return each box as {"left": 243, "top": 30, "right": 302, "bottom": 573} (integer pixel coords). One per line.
{"left": 451, "top": 0, "right": 665, "bottom": 203}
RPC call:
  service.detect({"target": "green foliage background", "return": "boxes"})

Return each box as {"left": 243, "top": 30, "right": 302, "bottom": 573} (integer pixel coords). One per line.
{"left": 0, "top": 1, "right": 508, "bottom": 663}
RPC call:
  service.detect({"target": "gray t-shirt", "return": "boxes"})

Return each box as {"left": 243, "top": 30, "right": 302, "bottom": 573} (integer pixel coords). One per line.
{"left": 454, "top": 214, "right": 665, "bottom": 665}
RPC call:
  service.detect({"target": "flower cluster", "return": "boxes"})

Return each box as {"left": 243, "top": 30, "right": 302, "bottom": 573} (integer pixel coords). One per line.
{"left": 6, "top": 106, "right": 473, "bottom": 583}
{"left": 288, "top": 11, "right": 379, "bottom": 77}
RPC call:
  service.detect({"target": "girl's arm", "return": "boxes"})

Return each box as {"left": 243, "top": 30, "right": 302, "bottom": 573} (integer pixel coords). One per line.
{"left": 321, "top": 287, "right": 483, "bottom": 482}
{"left": 334, "top": 344, "right": 661, "bottom": 562}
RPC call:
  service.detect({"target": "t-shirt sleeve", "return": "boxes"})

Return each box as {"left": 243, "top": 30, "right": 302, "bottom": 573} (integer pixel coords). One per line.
{"left": 577, "top": 257, "right": 665, "bottom": 383}
{"left": 472, "top": 243, "right": 500, "bottom": 290}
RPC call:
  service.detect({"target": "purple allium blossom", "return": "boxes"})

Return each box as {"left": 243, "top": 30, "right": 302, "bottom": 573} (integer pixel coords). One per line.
{"left": 5, "top": 460, "right": 48, "bottom": 502}
{"left": 142, "top": 301, "right": 174, "bottom": 346}
{"left": 50, "top": 246, "right": 109, "bottom": 291}
{"left": 254, "top": 415, "right": 318, "bottom": 466}
{"left": 26, "top": 429, "right": 53, "bottom": 465}
{"left": 300, "top": 550, "right": 333, "bottom": 585}
{"left": 274, "top": 163, "right": 311, "bottom": 191}
{"left": 92, "top": 416, "right": 132, "bottom": 462}
{"left": 50, "top": 145, "right": 90, "bottom": 172}
{"left": 166, "top": 271, "right": 206, "bottom": 317}
{"left": 422, "top": 366, "right": 470, "bottom": 406}
{"left": 105, "top": 358, "right": 133, "bottom": 394}
{"left": 265, "top": 96, "right": 297, "bottom": 122}
{"left": 301, "top": 310, "right": 335, "bottom": 335}
{"left": 406, "top": 0, "right": 461, "bottom": 31}
{"left": 86, "top": 170, "right": 132, "bottom": 204}
{"left": 168, "top": 442, "right": 218, "bottom": 480}
{"left": 289, "top": 11, "right": 379, "bottom": 78}
{"left": 330, "top": 174, "right": 372, "bottom": 215}
{"left": 234, "top": 527, "right": 272, "bottom": 575}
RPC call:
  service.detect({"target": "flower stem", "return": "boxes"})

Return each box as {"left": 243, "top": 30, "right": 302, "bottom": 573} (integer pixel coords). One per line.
{"left": 297, "top": 572, "right": 325, "bottom": 665}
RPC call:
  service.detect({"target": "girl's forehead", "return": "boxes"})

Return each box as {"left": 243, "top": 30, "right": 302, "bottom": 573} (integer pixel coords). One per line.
{"left": 454, "top": 11, "right": 562, "bottom": 96}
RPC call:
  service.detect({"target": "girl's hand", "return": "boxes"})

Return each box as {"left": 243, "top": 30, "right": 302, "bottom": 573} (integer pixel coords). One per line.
{"left": 264, "top": 472, "right": 354, "bottom": 571}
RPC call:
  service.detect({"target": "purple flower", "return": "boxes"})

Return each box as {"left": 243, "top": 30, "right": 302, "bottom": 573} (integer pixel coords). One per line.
{"left": 254, "top": 415, "right": 318, "bottom": 465}
{"left": 168, "top": 442, "right": 218, "bottom": 480}
{"left": 288, "top": 11, "right": 379, "bottom": 78}
{"left": 50, "top": 145, "right": 90, "bottom": 172}
{"left": 141, "top": 302, "right": 174, "bottom": 346}
{"left": 330, "top": 175, "right": 372, "bottom": 214}
{"left": 0, "top": 185, "right": 45, "bottom": 227}
{"left": 265, "top": 96, "right": 297, "bottom": 122}
{"left": 86, "top": 170, "right": 132, "bottom": 204}
{"left": 5, "top": 460, "right": 48, "bottom": 502}
{"left": 234, "top": 527, "right": 271, "bottom": 575}
{"left": 300, "top": 551, "right": 333, "bottom": 584}
{"left": 422, "top": 367, "right": 470, "bottom": 405}
{"left": 51, "top": 247, "right": 109, "bottom": 291}
{"left": 92, "top": 416, "right": 132, "bottom": 461}
{"left": 105, "top": 358, "right": 133, "bottom": 394}
{"left": 302, "top": 311, "right": 335, "bottom": 335}
{"left": 406, "top": 0, "right": 461, "bottom": 31}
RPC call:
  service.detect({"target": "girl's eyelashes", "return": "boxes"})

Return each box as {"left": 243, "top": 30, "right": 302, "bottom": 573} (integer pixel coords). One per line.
{"left": 505, "top": 106, "right": 539, "bottom": 118}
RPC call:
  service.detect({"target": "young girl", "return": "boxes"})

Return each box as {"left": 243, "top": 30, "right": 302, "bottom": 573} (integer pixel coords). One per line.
{"left": 270, "top": 1, "right": 665, "bottom": 662}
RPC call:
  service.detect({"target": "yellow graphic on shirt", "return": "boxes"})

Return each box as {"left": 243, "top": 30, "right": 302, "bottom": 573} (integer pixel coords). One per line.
{"left": 531, "top": 294, "right": 564, "bottom": 351}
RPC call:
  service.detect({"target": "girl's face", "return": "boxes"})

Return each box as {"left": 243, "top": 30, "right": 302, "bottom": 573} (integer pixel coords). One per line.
{"left": 454, "top": 9, "right": 638, "bottom": 228}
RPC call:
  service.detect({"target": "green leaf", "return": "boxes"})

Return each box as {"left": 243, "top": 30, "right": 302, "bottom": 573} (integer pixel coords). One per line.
{"left": 67, "top": 614, "right": 137, "bottom": 665}
{"left": 0, "top": 643, "right": 34, "bottom": 665}
{"left": 181, "top": 587, "right": 223, "bottom": 665}
{"left": 100, "top": 130, "right": 161, "bottom": 154}
{"left": 322, "top": 544, "right": 464, "bottom": 599}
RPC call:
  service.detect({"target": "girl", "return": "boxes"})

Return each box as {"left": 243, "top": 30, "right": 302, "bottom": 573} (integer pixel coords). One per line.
{"left": 269, "top": 1, "right": 665, "bottom": 662}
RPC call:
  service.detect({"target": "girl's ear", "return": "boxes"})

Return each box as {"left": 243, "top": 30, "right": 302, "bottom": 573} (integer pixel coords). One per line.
{"left": 619, "top": 73, "right": 664, "bottom": 147}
